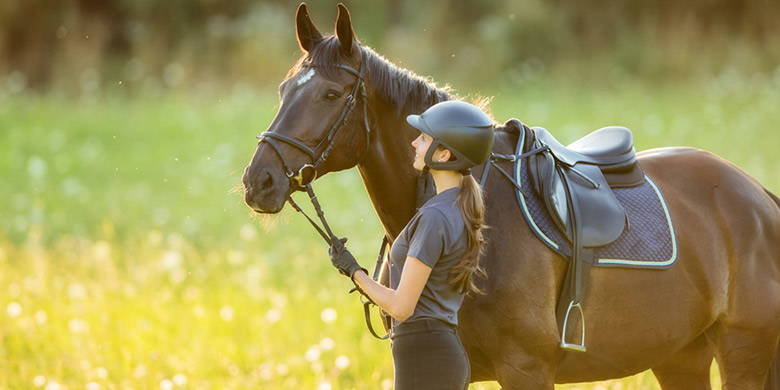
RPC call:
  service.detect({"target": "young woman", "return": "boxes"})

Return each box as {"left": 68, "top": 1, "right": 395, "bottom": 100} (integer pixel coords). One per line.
{"left": 329, "top": 100, "right": 495, "bottom": 389}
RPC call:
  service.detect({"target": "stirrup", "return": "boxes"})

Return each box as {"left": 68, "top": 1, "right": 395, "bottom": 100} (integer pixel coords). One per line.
{"left": 560, "top": 300, "right": 587, "bottom": 352}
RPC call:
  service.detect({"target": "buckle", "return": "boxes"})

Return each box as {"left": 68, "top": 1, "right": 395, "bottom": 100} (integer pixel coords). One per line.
{"left": 288, "top": 164, "right": 316, "bottom": 188}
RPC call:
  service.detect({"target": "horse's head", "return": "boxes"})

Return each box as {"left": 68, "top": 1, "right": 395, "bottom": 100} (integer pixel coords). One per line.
{"left": 243, "top": 3, "right": 371, "bottom": 213}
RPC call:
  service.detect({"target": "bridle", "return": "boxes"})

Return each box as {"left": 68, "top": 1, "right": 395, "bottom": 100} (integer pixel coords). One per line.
{"left": 257, "top": 50, "right": 371, "bottom": 193}
{"left": 253, "top": 49, "right": 391, "bottom": 338}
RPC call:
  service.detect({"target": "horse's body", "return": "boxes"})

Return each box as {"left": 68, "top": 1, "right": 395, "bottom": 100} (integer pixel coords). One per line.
{"left": 243, "top": 4, "right": 780, "bottom": 388}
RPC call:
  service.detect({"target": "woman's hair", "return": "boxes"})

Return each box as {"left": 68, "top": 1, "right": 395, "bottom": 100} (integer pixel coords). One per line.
{"left": 438, "top": 146, "right": 488, "bottom": 296}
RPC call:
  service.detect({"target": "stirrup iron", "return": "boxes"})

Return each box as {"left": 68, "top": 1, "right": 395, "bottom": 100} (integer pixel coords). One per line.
{"left": 560, "top": 300, "right": 587, "bottom": 352}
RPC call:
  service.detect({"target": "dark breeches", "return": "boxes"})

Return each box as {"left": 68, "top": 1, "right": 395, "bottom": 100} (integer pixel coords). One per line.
{"left": 391, "top": 319, "right": 470, "bottom": 390}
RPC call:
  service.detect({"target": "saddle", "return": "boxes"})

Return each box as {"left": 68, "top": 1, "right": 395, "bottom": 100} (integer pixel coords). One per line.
{"left": 526, "top": 125, "right": 645, "bottom": 352}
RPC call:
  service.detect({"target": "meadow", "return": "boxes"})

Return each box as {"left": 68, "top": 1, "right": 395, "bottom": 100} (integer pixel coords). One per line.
{"left": 1, "top": 71, "right": 779, "bottom": 389}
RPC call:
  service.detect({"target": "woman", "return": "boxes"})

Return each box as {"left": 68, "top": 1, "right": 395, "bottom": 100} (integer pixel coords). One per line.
{"left": 329, "top": 100, "right": 495, "bottom": 389}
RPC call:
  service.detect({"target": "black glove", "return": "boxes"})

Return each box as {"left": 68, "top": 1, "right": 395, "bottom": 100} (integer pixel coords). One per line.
{"left": 328, "top": 237, "right": 367, "bottom": 279}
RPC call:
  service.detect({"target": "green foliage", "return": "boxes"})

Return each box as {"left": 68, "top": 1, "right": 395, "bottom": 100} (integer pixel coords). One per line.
{"left": 1, "top": 1, "right": 779, "bottom": 93}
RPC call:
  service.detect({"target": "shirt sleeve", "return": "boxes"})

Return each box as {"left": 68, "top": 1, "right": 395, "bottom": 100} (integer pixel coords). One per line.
{"left": 406, "top": 208, "right": 447, "bottom": 268}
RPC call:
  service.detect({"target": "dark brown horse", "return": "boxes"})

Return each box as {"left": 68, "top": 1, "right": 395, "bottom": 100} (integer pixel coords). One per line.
{"left": 242, "top": 4, "right": 780, "bottom": 389}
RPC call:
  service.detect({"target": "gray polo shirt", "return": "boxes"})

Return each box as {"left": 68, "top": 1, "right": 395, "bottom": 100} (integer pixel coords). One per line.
{"left": 388, "top": 186, "right": 468, "bottom": 327}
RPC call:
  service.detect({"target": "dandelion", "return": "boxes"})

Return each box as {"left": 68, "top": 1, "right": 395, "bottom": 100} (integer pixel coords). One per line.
{"left": 35, "top": 310, "right": 47, "bottom": 324}
{"left": 239, "top": 224, "right": 257, "bottom": 241}
{"left": 193, "top": 305, "right": 206, "bottom": 319}
{"left": 32, "top": 375, "right": 46, "bottom": 387}
{"left": 7, "top": 301, "right": 22, "bottom": 317}
{"left": 68, "top": 318, "right": 89, "bottom": 334}
{"left": 133, "top": 364, "right": 147, "bottom": 378}
{"left": 335, "top": 355, "right": 350, "bottom": 370}
{"left": 227, "top": 250, "right": 245, "bottom": 265}
{"left": 92, "top": 241, "right": 111, "bottom": 261}
{"left": 161, "top": 250, "right": 182, "bottom": 270}
{"left": 172, "top": 373, "right": 187, "bottom": 386}
{"left": 274, "top": 363, "right": 288, "bottom": 376}
{"left": 317, "top": 381, "right": 331, "bottom": 390}
{"left": 265, "top": 308, "right": 282, "bottom": 323}
{"left": 381, "top": 378, "right": 393, "bottom": 390}
{"left": 320, "top": 308, "right": 337, "bottom": 323}
{"left": 304, "top": 345, "right": 321, "bottom": 362}
{"left": 86, "top": 382, "right": 101, "bottom": 390}
{"left": 219, "top": 306, "right": 234, "bottom": 321}
{"left": 319, "top": 337, "right": 335, "bottom": 351}
{"left": 160, "top": 379, "right": 173, "bottom": 390}
{"left": 95, "top": 366, "right": 108, "bottom": 379}
{"left": 68, "top": 283, "right": 87, "bottom": 300}
{"left": 258, "top": 364, "right": 273, "bottom": 380}
{"left": 44, "top": 381, "right": 61, "bottom": 390}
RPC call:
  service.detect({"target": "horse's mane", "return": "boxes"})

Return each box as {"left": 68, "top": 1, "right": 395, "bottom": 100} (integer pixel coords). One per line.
{"left": 285, "top": 36, "right": 455, "bottom": 116}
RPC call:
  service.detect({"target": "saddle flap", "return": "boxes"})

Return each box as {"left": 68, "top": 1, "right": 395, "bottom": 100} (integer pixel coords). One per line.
{"left": 566, "top": 163, "right": 627, "bottom": 247}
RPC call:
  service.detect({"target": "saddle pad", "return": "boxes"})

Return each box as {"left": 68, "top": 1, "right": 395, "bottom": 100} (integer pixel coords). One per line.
{"left": 513, "top": 129, "right": 678, "bottom": 269}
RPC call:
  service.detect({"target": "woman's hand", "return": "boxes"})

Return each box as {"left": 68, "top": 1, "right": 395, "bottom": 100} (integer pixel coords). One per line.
{"left": 328, "top": 237, "right": 367, "bottom": 279}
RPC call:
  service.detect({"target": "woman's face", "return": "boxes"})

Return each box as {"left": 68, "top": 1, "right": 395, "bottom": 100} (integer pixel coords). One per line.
{"left": 411, "top": 132, "right": 449, "bottom": 171}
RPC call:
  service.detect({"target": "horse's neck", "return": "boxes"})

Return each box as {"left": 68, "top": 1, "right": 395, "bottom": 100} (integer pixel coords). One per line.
{"left": 357, "top": 99, "right": 419, "bottom": 239}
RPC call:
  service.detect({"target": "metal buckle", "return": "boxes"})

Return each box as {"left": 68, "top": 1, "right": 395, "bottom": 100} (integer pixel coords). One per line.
{"left": 560, "top": 300, "right": 587, "bottom": 352}
{"left": 288, "top": 164, "right": 316, "bottom": 188}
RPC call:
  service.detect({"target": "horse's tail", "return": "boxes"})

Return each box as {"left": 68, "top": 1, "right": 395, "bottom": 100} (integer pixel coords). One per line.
{"left": 766, "top": 187, "right": 780, "bottom": 390}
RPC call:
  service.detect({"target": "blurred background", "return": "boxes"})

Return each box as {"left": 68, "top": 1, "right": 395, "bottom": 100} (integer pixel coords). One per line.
{"left": 1, "top": 1, "right": 778, "bottom": 389}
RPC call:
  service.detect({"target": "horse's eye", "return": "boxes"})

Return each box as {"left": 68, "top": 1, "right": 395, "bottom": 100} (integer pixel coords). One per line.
{"left": 324, "top": 90, "right": 341, "bottom": 101}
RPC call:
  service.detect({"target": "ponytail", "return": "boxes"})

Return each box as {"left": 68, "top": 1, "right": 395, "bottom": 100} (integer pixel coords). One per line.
{"left": 450, "top": 173, "right": 488, "bottom": 295}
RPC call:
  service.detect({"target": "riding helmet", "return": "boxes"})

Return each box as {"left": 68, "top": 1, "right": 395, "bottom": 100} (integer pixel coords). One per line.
{"left": 406, "top": 100, "right": 495, "bottom": 172}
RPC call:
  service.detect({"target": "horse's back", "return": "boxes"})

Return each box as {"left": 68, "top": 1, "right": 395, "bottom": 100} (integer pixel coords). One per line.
{"left": 557, "top": 146, "right": 780, "bottom": 382}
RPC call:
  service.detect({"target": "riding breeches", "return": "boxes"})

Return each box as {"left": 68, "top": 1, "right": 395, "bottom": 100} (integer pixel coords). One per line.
{"left": 391, "top": 319, "right": 470, "bottom": 390}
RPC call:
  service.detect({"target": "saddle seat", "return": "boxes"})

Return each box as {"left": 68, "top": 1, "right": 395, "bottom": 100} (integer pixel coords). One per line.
{"left": 535, "top": 126, "right": 644, "bottom": 188}
{"left": 529, "top": 126, "right": 645, "bottom": 248}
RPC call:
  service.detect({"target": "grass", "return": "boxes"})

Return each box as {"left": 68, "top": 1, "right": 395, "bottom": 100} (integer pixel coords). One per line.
{"left": 0, "top": 72, "right": 778, "bottom": 389}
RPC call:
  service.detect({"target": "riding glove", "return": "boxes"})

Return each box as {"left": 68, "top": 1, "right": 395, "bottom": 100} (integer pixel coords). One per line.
{"left": 328, "top": 237, "right": 367, "bottom": 279}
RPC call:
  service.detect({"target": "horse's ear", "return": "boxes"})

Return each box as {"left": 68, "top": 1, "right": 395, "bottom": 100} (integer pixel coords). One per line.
{"left": 335, "top": 3, "right": 355, "bottom": 57}
{"left": 295, "top": 3, "right": 322, "bottom": 53}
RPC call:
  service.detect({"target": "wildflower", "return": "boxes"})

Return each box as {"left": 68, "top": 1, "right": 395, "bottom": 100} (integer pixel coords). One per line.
{"left": 335, "top": 355, "right": 350, "bottom": 370}
{"left": 265, "top": 308, "right": 282, "bottom": 323}
{"left": 172, "top": 374, "right": 187, "bottom": 386}
{"left": 86, "top": 382, "right": 100, "bottom": 390}
{"left": 68, "top": 318, "right": 89, "bottom": 334}
{"left": 320, "top": 308, "right": 337, "bottom": 324}
{"left": 35, "top": 310, "right": 47, "bottom": 324}
{"left": 32, "top": 375, "right": 46, "bottom": 387}
{"left": 319, "top": 337, "right": 335, "bottom": 351}
{"left": 317, "top": 381, "right": 331, "bottom": 390}
{"left": 304, "top": 346, "right": 321, "bottom": 362}
{"left": 219, "top": 306, "right": 234, "bottom": 321}
{"left": 6, "top": 301, "right": 22, "bottom": 317}
{"left": 159, "top": 379, "right": 173, "bottom": 390}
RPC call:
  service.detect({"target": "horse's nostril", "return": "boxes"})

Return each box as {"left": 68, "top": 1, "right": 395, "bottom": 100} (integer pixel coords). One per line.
{"left": 260, "top": 170, "right": 274, "bottom": 190}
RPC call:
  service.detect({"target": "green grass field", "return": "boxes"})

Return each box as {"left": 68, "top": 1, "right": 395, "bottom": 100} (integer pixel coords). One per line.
{"left": 1, "top": 73, "right": 778, "bottom": 389}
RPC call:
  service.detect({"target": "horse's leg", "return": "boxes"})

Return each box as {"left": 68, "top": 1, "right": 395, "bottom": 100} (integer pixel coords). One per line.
{"left": 493, "top": 344, "right": 557, "bottom": 390}
{"left": 651, "top": 333, "right": 714, "bottom": 389}
{"left": 708, "top": 324, "right": 780, "bottom": 390}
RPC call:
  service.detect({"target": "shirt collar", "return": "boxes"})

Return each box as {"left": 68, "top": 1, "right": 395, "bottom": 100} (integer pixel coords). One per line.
{"left": 422, "top": 186, "right": 460, "bottom": 208}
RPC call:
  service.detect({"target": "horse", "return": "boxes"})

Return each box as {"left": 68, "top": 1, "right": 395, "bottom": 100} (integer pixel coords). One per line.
{"left": 242, "top": 4, "right": 780, "bottom": 389}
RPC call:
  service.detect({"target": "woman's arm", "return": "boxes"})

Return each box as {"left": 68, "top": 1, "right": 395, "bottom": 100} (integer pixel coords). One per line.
{"left": 351, "top": 256, "right": 432, "bottom": 323}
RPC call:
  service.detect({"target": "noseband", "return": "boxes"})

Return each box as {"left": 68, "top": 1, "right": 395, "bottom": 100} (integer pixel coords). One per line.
{"left": 256, "top": 51, "right": 372, "bottom": 190}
